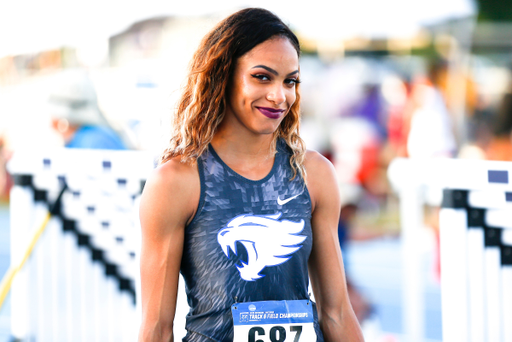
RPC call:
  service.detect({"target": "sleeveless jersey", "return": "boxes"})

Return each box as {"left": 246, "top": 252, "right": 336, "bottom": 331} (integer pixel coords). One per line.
{"left": 180, "top": 139, "right": 324, "bottom": 342}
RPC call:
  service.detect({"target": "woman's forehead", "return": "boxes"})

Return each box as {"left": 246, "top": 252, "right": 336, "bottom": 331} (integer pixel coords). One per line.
{"left": 237, "top": 37, "right": 299, "bottom": 70}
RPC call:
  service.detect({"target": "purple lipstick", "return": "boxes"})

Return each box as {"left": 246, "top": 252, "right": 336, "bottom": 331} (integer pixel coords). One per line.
{"left": 257, "top": 107, "right": 285, "bottom": 119}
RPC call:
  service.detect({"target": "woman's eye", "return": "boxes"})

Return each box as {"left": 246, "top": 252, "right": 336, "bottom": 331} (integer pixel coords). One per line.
{"left": 285, "top": 78, "right": 300, "bottom": 86}
{"left": 251, "top": 74, "right": 270, "bottom": 81}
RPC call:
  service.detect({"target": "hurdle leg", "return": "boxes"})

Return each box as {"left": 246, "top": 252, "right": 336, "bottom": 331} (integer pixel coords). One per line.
{"left": 398, "top": 184, "right": 425, "bottom": 341}
{"left": 93, "top": 260, "right": 108, "bottom": 342}
{"left": 120, "top": 292, "right": 136, "bottom": 342}
{"left": 49, "top": 217, "right": 68, "bottom": 342}
{"left": 106, "top": 276, "right": 122, "bottom": 342}
{"left": 35, "top": 202, "right": 54, "bottom": 342}
{"left": 9, "top": 186, "right": 35, "bottom": 340}
{"left": 484, "top": 230, "right": 502, "bottom": 342}
{"left": 439, "top": 207, "right": 469, "bottom": 342}
{"left": 78, "top": 246, "right": 95, "bottom": 342}
{"left": 466, "top": 226, "right": 485, "bottom": 342}
{"left": 502, "top": 262, "right": 512, "bottom": 341}
{"left": 64, "top": 230, "right": 78, "bottom": 342}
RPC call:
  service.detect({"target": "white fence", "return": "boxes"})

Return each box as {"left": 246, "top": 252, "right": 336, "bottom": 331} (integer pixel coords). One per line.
{"left": 388, "top": 157, "right": 512, "bottom": 342}
{"left": 8, "top": 149, "right": 155, "bottom": 342}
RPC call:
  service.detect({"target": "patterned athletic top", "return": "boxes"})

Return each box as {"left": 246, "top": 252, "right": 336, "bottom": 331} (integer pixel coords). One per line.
{"left": 180, "top": 139, "right": 324, "bottom": 342}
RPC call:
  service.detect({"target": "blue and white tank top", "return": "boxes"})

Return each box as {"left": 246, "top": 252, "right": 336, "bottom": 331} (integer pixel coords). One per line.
{"left": 180, "top": 139, "right": 324, "bottom": 342}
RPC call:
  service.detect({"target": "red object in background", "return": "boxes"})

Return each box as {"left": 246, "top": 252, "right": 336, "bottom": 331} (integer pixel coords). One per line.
{"left": 486, "top": 137, "right": 512, "bottom": 161}
{"left": 434, "top": 230, "right": 441, "bottom": 283}
{"left": 0, "top": 139, "right": 12, "bottom": 202}
{"left": 356, "top": 144, "right": 380, "bottom": 187}
{"left": 387, "top": 105, "right": 406, "bottom": 152}
{"left": 0, "top": 172, "right": 12, "bottom": 202}
{"left": 321, "top": 150, "right": 334, "bottom": 164}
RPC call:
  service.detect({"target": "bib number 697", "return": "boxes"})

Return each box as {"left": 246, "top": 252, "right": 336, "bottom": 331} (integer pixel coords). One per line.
{"left": 248, "top": 325, "right": 302, "bottom": 342}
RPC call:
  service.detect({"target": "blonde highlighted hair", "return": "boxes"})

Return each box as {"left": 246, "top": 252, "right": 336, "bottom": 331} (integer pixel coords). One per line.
{"left": 161, "top": 8, "right": 306, "bottom": 180}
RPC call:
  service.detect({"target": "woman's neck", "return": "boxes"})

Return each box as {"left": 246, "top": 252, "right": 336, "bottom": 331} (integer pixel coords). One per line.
{"left": 211, "top": 127, "right": 277, "bottom": 180}
{"left": 212, "top": 123, "right": 275, "bottom": 154}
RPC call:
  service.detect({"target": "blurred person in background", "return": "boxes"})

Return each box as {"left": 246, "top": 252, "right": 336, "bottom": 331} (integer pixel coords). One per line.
{"left": 47, "top": 69, "right": 128, "bottom": 150}
{"left": 337, "top": 183, "right": 372, "bottom": 324}
{"left": 354, "top": 83, "right": 387, "bottom": 140}
{"left": 406, "top": 58, "right": 457, "bottom": 159}
{"left": 329, "top": 92, "right": 389, "bottom": 244}
{"left": 383, "top": 75, "right": 411, "bottom": 160}
{"left": 138, "top": 7, "right": 363, "bottom": 342}
{"left": 486, "top": 82, "right": 512, "bottom": 161}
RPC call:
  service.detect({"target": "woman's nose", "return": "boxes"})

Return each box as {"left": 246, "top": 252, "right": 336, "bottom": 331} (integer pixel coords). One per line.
{"left": 266, "top": 85, "right": 286, "bottom": 105}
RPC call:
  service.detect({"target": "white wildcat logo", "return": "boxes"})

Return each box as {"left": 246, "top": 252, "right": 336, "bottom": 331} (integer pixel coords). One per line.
{"left": 217, "top": 213, "right": 306, "bottom": 281}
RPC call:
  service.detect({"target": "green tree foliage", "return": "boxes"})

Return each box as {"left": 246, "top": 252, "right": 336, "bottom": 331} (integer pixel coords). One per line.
{"left": 477, "top": 0, "right": 512, "bottom": 22}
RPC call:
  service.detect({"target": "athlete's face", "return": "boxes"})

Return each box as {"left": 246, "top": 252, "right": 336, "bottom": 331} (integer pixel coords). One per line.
{"left": 224, "top": 37, "right": 300, "bottom": 136}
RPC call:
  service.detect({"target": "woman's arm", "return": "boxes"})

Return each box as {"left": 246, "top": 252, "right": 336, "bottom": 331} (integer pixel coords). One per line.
{"left": 305, "top": 151, "right": 364, "bottom": 342}
{"left": 138, "top": 159, "right": 200, "bottom": 342}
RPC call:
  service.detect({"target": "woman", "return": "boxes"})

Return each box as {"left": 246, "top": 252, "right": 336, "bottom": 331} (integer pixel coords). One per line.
{"left": 138, "top": 8, "right": 364, "bottom": 342}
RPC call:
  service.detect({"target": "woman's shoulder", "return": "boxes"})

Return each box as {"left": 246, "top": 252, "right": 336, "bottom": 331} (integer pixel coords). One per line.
{"left": 140, "top": 156, "right": 200, "bottom": 224}
{"left": 158, "top": 155, "right": 198, "bottom": 177}
{"left": 304, "top": 149, "right": 335, "bottom": 175}
{"left": 303, "top": 150, "right": 338, "bottom": 208}
{"left": 148, "top": 156, "right": 199, "bottom": 189}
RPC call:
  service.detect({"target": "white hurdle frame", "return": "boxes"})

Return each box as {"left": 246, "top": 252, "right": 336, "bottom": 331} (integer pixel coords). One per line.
{"left": 8, "top": 148, "right": 155, "bottom": 342}
{"left": 388, "top": 157, "right": 512, "bottom": 342}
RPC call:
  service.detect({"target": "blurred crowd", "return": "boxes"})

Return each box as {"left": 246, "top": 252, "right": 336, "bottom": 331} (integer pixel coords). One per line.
{"left": 296, "top": 53, "right": 512, "bottom": 243}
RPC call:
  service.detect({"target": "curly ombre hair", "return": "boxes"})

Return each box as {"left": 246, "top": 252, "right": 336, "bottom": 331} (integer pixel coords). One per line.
{"left": 160, "top": 8, "right": 307, "bottom": 180}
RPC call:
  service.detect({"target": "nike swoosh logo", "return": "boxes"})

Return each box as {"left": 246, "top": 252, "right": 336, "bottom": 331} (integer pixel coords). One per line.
{"left": 277, "top": 192, "right": 303, "bottom": 206}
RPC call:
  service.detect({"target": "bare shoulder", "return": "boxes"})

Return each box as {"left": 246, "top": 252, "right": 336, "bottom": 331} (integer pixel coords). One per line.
{"left": 303, "top": 150, "right": 339, "bottom": 211}
{"left": 304, "top": 150, "right": 335, "bottom": 174}
{"left": 140, "top": 157, "right": 200, "bottom": 230}
{"left": 147, "top": 157, "right": 199, "bottom": 192}
{"left": 304, "top": 150, "right": 337, "bottom": 187}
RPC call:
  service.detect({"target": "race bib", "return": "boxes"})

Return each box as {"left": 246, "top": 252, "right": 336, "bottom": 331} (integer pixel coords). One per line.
{"left": 232, "top": 300, "right": 317, "bottom": 342}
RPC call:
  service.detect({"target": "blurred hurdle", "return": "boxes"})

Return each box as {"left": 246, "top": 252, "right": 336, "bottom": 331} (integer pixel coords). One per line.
{"left": 388, "top": 158, "right": 512, "bottom": 342}
{"left": 439, "top": 168, "right": 512, "bottom": 342}
{"left": 7, "top": 149, "right": 155, "bottom": 342}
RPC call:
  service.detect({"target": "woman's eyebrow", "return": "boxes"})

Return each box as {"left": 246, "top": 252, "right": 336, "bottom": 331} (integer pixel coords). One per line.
{"left": 251, "top": 65, "right": 299, "bottom": 77}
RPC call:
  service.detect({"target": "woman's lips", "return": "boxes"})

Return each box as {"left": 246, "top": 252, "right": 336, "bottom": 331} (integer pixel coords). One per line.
{"left": 257, "top": 107, "right": 285, "bottom": 119}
